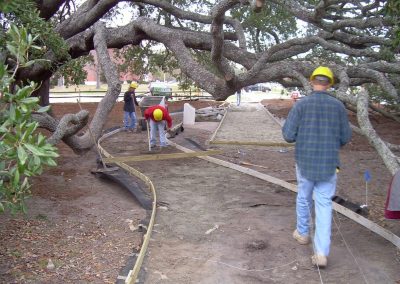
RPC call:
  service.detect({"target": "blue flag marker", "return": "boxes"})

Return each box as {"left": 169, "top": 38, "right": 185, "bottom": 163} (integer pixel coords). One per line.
{"left": 364, "top": 170, "right": 371, "bottom": 182}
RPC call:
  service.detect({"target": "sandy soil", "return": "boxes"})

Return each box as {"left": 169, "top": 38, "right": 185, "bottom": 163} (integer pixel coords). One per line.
{"left": 0, "top": 99, "right": 399, "bottom": 283}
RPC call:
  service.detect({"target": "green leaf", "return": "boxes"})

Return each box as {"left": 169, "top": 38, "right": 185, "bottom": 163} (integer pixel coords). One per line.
{"left": 22, "top": 201, "right": 28, "bottom": 213}
{"left": 43, "top": 157, "right": 57, "bottom": 167}
{"left": 6, "top": 43, "right": 19, "bottom": 59}
{"left": 17, "top": 145, "right": 28, "bottom": 165}
{"left": 36, "top": 105, "right": 50, "bottom": 113}
{"left": 20, "top": 104, "right": 28, "bottom": 113}
{"left": 0, "top": 202, "right": 4, "bottom": 213}
{"left": 0, "top": 63, "right": 5, "bottom": 77}
{"left": 24, "top": 143, "right": 46, "bottom": 156}
{"left": 15, "top": 86, "right": 33, "bottom": 98}
{"left": 0, "top": 120, "right": 11, "bottom": 133}
{"left": 37, "top": 134, "right": 45, "bottom": 145}
{"left": 13, "top": 168, "right": 20, "bottom": 187}
{"left": 20, "top": 97, "right": 39, "bottom": 104}
{"left": 9, "top": 103, "right": 16, "bottom": 121}
{"left": 21, "top": 177, "right": 29, "bottom": 190}
{"left": 33, "top": 155, "right": 41, "bottom": 167}
{"left": 21, "top": 122, "right": 38, "bottom": 141}
{"left": 3, "top": 132, "right": 17, "bottom": 144}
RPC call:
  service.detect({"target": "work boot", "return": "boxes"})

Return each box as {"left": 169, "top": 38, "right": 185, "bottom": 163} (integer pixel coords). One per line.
{"left": 293, "top": 229, "right": 310, "bottom": 245}
{"left": 311, "top": 254, "right": 327, "bottom": 268}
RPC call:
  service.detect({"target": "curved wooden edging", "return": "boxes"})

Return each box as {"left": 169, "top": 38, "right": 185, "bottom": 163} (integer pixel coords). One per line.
{"left": 168, "top": 140, "right": 400, "bottom": 249}
{"left": 98, "top": 128, "right": 157, "bottom": 284}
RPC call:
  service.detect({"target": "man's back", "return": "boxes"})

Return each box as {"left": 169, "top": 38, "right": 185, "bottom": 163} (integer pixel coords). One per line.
{"left": 282, "top": 91, "right": 352, "bottom": 180}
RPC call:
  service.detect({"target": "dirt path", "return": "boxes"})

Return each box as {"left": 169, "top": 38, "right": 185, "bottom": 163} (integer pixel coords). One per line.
{"left": 130, "top": 103, "right": 399, "bottom": 283}
{"left": 137, "top": 155, "right": 399, "bottom": 283}
{"left": 0, "top": 99, "right": 399, "bottom": 283}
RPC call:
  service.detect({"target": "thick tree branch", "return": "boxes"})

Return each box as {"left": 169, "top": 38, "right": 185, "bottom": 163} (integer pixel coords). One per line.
{"left": 356, "top": 88, "right": 400, "bottom": 175}
{"left": 134, "top": 0, "right": 248, "bottom": 49}
{"left": 56, "top": 0, "right": 121, "bottom": 39}
{"left": 33, "top": 111, "right": 89, "bottom": 145}
{"left": 10, "top": 0, "right": 400, "bottom": 173}
{"left": 211, "top": 0, "right": 239, "bottom": 83}
{"left": 35, "top": 0, "right": 66, "bottom": 20}
{"left": 50, "top": 22, "right": 122, "bottom": 153}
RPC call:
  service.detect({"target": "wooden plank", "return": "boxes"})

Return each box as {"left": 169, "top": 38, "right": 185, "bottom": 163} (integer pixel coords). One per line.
{"left": 169, "top": 140, "right": 400, "bottom": 249}
{"left": 260, "top": 102, "right": 284, "bottom": 127}
{"left": 210, "top": 140, "right": 292, "bottom": 147}
{"left": 332, "top": 203, "right": 400, "bottom": 248}
{"left": 103, "top": 150, "right": 222, "bottom": 163}
{"left": 168, "top": 122, "right": 183, "bottom": 133}
{"left": 97, "top": 130, "right": 158, "bottom": 284}
{"left": 208, "top": 108, "right": 228, "bottom": 144}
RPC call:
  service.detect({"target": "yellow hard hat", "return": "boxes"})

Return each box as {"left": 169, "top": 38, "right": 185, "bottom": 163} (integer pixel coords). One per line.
{"left": 153, "top": 108, "right": 163, "bottom": 121}
{"left": 129, "top": 81, "right": 138, "bottom": 89}
{"left": 310, "top": 66, "right": 334, "bottom": 85}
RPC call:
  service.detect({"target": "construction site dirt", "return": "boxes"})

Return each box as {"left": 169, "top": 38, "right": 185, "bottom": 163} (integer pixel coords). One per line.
{"left": 0, "top": 99, "right": 399, "bottom": 283}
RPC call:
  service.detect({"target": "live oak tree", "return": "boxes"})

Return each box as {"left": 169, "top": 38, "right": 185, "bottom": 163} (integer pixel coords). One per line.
{"left": 2, "top": 0, "right": 400, "bottom": 175}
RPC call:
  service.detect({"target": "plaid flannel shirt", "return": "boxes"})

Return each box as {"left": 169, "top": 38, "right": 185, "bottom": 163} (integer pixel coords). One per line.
{"left": 282, "top": 91, "right": 352, "bottom": 181}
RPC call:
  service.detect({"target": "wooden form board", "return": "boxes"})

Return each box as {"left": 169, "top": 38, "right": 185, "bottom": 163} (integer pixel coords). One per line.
{"left": 169, "top": 140, "right": 400, "bottom": 249}
{"left": 210, "top": 140, "right": 292, "bottom": 147}
{"left": 261, "top": 103, "right": 284, "bottom": 127}
{"left": 208, "top": 108, "right": 228, "bottom": 144}
{"left": 98, "top": 129, "right": 157, "bottom": 284}
{"left": 103, "top": 150, "right": 222, "bottom": 163}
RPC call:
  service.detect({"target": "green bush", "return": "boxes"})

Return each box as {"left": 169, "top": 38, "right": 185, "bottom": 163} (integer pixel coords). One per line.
{"left": 0, "top": 25, "right": 58, "bottom": 214}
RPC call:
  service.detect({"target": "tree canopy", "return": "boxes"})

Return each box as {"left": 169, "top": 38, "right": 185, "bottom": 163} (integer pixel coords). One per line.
{"left": 1, "top": 0, "right": 399, "bottom": 174}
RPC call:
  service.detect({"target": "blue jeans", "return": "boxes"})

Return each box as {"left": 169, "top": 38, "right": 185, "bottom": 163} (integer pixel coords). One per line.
{"left": 149, "top": 119, "right": 167, "bottom": 147}
{"left": 236, "top": 91, "right": 241, "bottom": 106}
{"left": 295, "top": 166, "right": 337, "bottom": 256}
{"left": 124, "top": 111, "right": 136, "bottom": 130}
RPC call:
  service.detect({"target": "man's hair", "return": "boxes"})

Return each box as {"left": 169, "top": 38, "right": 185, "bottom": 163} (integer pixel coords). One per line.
{"left": 312, "top": 75, "right": 331, "bottom": 86}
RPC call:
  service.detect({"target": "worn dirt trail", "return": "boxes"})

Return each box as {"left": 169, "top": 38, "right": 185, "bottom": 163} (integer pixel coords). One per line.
{"left": 103, "top": 102, "right": 399, "bottom": 283}
{"left": 1, "top": 100, "right": 399, "bottom": 283}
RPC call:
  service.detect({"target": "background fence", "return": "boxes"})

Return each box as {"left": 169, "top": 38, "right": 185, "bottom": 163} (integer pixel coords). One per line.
{"left": 49, "top": 90, "right": 213, "bottom": 103}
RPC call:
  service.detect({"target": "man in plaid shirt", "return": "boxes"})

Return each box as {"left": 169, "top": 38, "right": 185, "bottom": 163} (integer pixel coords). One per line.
{"left": 282, "top": 66, "right": 352, "bottom": 268}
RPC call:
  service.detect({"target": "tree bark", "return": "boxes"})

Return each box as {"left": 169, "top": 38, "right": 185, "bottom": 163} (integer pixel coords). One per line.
{"left": 10, "top": 0, "right": 400, "bottom": 174}
{"left": 32, "top": 78, "right": 50, "bottom": 107}
{"left": 356, "top": 88, "right": 400, "bottom": 176}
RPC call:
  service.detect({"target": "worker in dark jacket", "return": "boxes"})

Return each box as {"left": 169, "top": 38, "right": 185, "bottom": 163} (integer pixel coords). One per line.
{"left": 282, "top": 66, "right": 352, "bottom": 268}
{"left": 123, "top": 81, "right": 139, "bottom": 132}
{"left": 144, "top": 105, "right": 172, "bottom": 148}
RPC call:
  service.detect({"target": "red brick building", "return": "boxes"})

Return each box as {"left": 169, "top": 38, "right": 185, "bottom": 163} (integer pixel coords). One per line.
{"left": 84, "top": 50, "right": 140, "bottom": 85}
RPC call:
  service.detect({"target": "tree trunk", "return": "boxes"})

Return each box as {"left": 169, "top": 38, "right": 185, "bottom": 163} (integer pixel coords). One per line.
{"left": 61, "top": 22, "right": 122, "bottom": 153}
{"left": 32, "top": 78, "right": 50, "bottom": 107}
{"left": 96, "top": 53, "right": 101, "bottom": 89}
{"left": 356, "top": 88, "right": 400, "bottom": 176}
